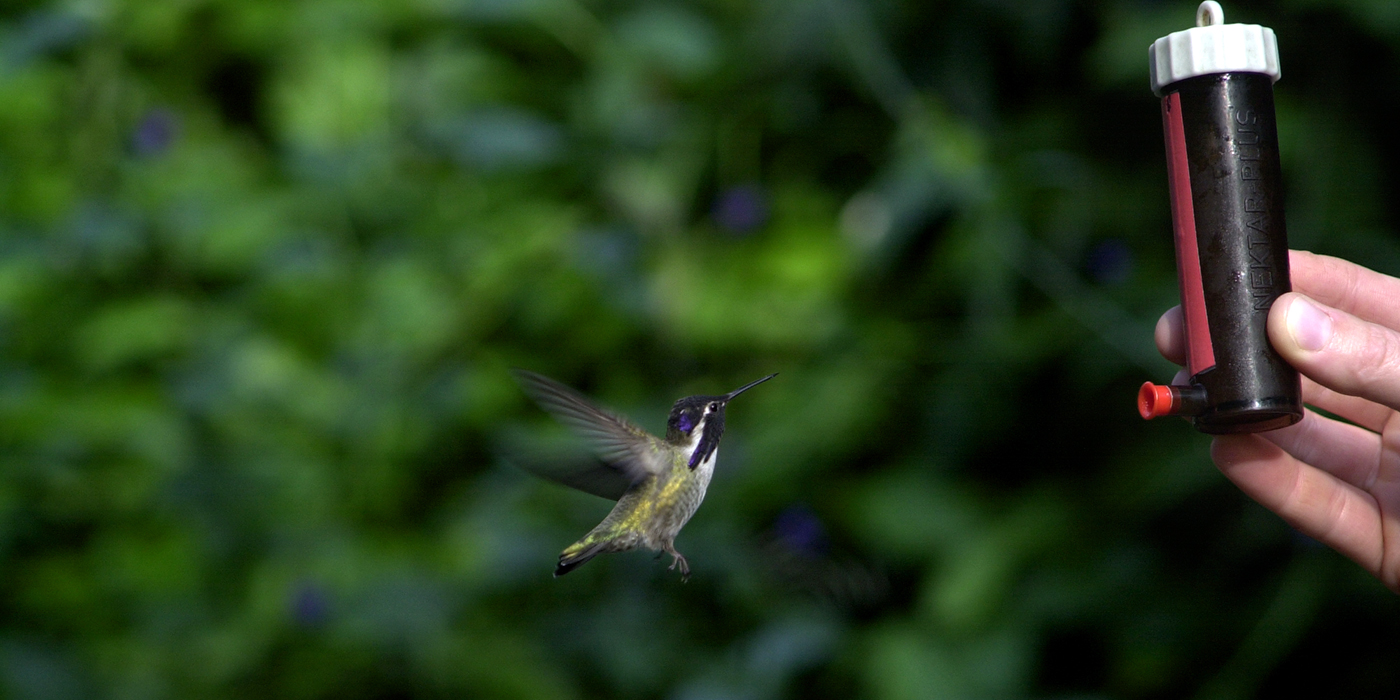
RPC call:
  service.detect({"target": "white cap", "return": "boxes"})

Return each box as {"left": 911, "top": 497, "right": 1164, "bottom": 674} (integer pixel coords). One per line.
{"left": 1149, "top": 1, "right": 1280, "bottom": 95}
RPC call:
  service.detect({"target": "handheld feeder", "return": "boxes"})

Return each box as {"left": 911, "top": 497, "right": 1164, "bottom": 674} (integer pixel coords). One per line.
{"left": 1138, "top": 1, "right": 1302, "bottom": 433}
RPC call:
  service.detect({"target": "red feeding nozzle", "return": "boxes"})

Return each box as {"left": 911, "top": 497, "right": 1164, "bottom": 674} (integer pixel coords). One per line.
{"left": 1138, "top": 382, "right": 1208, "bottom": 420}
{"left": 1138, "top": 383, "right": 1174, "bottom": 419}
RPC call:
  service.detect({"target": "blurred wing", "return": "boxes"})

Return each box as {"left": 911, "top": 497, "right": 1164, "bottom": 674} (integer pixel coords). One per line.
{"left": 512, "top": 370, "right": 665, "bottom": 496}
{"left": 502, "top": 448, "right": 639, "bottom": 502}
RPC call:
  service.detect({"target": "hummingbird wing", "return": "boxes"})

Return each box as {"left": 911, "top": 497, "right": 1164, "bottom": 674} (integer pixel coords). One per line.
{"left": 512, "top": 370, "right": 665, "bottom": 500}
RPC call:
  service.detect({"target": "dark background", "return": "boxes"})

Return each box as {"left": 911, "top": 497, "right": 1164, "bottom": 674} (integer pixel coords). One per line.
{"left": 2, "top": 0, "right": 1399, "bottom": 698}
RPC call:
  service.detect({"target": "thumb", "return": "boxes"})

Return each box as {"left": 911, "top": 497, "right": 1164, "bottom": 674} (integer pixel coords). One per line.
{"left": 1269, "top": 292, "right": 1400, "bottom": 410}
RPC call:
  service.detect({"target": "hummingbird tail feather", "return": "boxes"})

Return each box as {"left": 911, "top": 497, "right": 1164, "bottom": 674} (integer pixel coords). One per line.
{"left": 555, "top": 541, "right": 608, "bottom": 577}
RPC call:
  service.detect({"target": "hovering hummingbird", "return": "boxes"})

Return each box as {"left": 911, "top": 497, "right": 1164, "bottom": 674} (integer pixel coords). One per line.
{"left": 512, "top": 370, "right": 777, "bottom": 581}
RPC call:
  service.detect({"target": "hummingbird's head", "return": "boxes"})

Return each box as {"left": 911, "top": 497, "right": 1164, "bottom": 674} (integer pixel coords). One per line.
{"left": 665, "top": 373, "right": 777, "bottom": 468}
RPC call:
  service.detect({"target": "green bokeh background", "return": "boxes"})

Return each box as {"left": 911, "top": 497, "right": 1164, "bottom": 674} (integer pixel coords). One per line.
{"left": 3, "top": 0, "right": 1399, "bottom": 698}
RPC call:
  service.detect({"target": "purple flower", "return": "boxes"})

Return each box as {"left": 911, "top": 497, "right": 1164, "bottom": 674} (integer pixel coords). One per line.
{"left": 131, "top": 108, "right": 179, "bottom": 157}
{"left": 712, "top": 184, "right": 769, "bottom": 234}
{"left": 1085, "top": 239, "right": 1134, "bottom": 285}
{"left": 771, "top": 504, "right": 828, "bottom": 557}
{"left": 289, "top": 580, "right": 330, "bottom": 627}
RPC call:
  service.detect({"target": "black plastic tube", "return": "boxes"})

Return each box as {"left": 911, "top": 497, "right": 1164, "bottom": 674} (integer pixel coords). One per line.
{"left": 1148, "top": 71, "right": 1302, "bottom": 433}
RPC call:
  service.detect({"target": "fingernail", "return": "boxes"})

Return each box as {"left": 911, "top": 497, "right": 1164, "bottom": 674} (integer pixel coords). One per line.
{"left": 1286, "top": 295, "right": 1332, "bottom": 352}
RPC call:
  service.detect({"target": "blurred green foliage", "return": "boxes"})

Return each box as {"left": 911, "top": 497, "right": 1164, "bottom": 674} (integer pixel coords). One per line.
{"left": 3, "top": 0, "right": 1400, "bottom": 698}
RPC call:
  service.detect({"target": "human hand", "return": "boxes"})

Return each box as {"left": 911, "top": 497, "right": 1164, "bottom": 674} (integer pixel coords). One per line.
{"left": 1155, "top": 250, "right": 1400, "bottom": 592}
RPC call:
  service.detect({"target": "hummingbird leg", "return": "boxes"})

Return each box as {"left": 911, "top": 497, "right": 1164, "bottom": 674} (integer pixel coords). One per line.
{"left": 663, "top": 543, "right": 690, "bottom": 582}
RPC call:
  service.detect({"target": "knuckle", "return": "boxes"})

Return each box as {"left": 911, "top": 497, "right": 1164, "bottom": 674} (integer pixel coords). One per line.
{"left": 1350, "top": 322, "right": 1400, "bottom": 389}
{"left": 1287, "top": 414, "right": 1326, "bottom": 468}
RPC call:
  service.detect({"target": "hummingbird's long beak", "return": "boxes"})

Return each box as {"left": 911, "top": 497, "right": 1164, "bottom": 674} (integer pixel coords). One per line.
{"left": 723, "top": 373, "right": 778, "bottom": 402}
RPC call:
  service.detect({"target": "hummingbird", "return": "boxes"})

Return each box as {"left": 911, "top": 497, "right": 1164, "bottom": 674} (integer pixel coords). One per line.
{"left": 512, "top": 369, "right": 777, "bottom": 581}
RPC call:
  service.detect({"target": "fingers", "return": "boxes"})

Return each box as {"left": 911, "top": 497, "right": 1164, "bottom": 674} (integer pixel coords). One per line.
{"left": 1155, "top": 292, "right": 1397, "bottom": 431}
{"left": 1155, "top": 300, "right": 1394, "bottom": 429}
{"left": 1289, "top": 250, "right": 1400, "bottom": 330}
{"left": 1159, "top": 249, "right": 1400, "bottom": 370}
{"left": 1297, "top": 375, "right": 1393, "bottom": 435}
{"left": 1269, "top": 292, "right": 1400, "bottom": 411}
{"left": 1260, "top": 408, "right": 1382, "bottom": 490}
{"left": 1155, "top": 305, "right": 1186, "bottom": 366}
{"left": 1211, "top": 434, "right": 1385, "bottom": 581}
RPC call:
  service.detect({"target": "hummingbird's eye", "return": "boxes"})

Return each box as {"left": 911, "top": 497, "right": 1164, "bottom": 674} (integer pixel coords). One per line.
{"left": 708, "top": 402, "right": 719, "bottom": 412}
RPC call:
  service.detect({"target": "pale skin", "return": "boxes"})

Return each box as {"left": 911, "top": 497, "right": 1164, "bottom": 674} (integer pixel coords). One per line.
{"left": 1155, "top": 250, "right": 1400, "bottom": 593}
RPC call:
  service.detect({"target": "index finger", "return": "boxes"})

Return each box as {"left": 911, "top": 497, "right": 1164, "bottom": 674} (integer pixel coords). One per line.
{"left": 1211, "top": 434, "right": 1390, "bottom": 589}
{"left": 1290, "top": 250, "right": 1400, "bottom": 331}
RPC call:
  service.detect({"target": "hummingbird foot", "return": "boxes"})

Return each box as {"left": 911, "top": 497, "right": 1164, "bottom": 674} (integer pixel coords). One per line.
{"left": 663, "top": 544, "right": 690, "bottom": 582}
